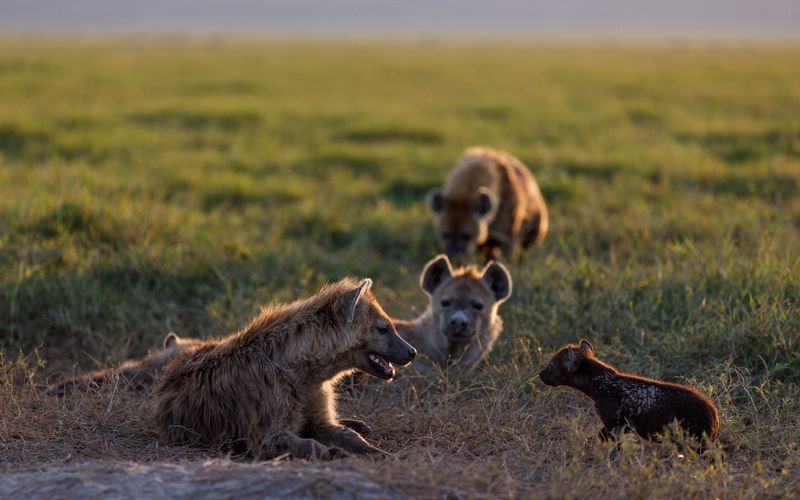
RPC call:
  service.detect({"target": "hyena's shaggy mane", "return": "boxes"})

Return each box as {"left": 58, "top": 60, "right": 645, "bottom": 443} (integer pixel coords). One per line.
{"left": 227, "top": 277, "right": 382, "bottom": 370}
{"left": 443, "top": 264, "right": 482, "bottom": 280}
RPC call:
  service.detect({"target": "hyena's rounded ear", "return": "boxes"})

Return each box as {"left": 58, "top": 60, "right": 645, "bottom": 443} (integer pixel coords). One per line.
{"left": 579, "top": 339, "right": 594, "bottom": 357}
{"left": 163, "top": 332, "right": 179, "bottom": 349}
{"left": 427, "top": 188, "right": 446, "bottom": 214}
{"left": 480, "top": 261, "right": 512, "bottom": 303}
{"left": 420, "top": 255, "right": 453, "bottom": 295}
{"left": 345, "top": 278, "right": 372, "bottom": 323}
{"left": 472, "top": 187, "right": 498, "bottom": 220}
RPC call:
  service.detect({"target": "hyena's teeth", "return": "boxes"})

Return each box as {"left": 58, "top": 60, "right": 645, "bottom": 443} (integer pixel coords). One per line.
{"left": 369, "top": 354, "right": 394, "bottom": 375}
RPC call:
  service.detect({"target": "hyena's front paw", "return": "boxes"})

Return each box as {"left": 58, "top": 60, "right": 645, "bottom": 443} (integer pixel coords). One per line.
{"left": 339, "top": 419, "right": 371, "bottom": 436}
{"left": 326, "top": 446, "right": 349, "bottom": 459}
{"left": 291, "top": 437, "right": 340, "bottom": 460}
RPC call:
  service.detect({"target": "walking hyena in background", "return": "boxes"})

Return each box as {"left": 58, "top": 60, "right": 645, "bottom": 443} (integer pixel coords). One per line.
{"left": 394, "top": 254, "right": 512, "bottom": 368}
{"left": 156, "top": 278, "right": 417, "bottom": 460}
{"left": 48, "top": 332, "right": 202, "bottom": 397}
{"left": 539, "top": 340, "right": 719, "bottom": 444}
{"left": 427, "top": 146, "right": 548, "bottom": 263}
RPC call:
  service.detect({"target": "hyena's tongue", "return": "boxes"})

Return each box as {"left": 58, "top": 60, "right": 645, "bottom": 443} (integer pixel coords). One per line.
{"left": 369, "top": 354, "right": 396, "bottom": 378}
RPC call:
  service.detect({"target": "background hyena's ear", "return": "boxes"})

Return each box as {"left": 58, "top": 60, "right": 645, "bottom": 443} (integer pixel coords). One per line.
{"left": 420, "top": 255, "right": 453, "bottom": 295}
{"left": 427, "top": 188, "right": 446, "bottom": 214}
{"left": 472, "top": 187, "right": 498, "bottom": 220}
{"left": 345, "top": 278, "right": 372, "bottom": 323}
{"left": 480, "top": 261, "right": 512, "bottom": 303}
{"left": 579, "top": 339, "right": 594, "bottom": 357}
{"left": 163, "top": 332, "right": 179, "bottom": 349}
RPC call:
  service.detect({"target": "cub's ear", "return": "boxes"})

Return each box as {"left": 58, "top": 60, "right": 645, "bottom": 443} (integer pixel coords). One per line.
{"left": 345, "top": 278, "right": 372, "bottom": 323}
{"left": 579, "top": 339, "right": 594, "bottom": 357}
{"left": 163, "top": 332, "right": 179, "bottom": 349}
{"left": 472, "top": 187, "right": 498, "bottom": 220}
{"left": 480, "top": 261, "right": 512, "bottom": 303}
{"left": 427, "top": 188, "right": 446, "bottom": 214}
{"left": 563, "top": 349, "right": 581, "bottom": 372}
{"left": 420, "top": 255, "right": 453, "bottom": 295}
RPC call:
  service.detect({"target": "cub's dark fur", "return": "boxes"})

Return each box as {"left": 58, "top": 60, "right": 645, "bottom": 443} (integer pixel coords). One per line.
{"left": 539, "top": 340, "right": 719, "bottom": 443}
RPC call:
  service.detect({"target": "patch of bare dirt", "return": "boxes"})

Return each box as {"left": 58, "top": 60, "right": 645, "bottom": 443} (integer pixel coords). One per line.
{"left": 0, "top": 460, "right": 400, "bottom": 499}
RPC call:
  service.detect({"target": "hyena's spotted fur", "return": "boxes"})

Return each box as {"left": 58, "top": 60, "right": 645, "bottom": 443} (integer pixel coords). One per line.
{"left": 394, "top": 255, "right": 512, "bottom": 368}
{"left": 428, "top": 147, "right": 548, "bottom": 263}
{"left": 155, "top": 278, "right": 416, "bottom": 460}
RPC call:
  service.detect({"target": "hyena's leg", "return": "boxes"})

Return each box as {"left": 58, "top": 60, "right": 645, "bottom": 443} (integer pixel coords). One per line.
{"left": 48, "top": 370, "right": 114, "bottom": 396}
{"left": 309, "top": 425, "right": 389, "bottom": 457}
{"left": 257, "top": 430, "right": 340, "bottom": 460}
{"left": 598, "top": 427, "right": 614, "bottom": 442}
{"left": 339, "top": 419, "right": 371, "bottom": 435}
{"left": 520, "top": 214, "right": 541, "bottom": 249}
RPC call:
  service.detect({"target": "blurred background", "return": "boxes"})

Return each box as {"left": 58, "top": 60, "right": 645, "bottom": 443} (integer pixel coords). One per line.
{"left": 0, "top": 0, "right": 800, "bottom": 38}
{"left": 1, "top": 0, "right": 798, "bottom": 369}
{"left": 2, "top": 0, "right": 799, "bottom": 37}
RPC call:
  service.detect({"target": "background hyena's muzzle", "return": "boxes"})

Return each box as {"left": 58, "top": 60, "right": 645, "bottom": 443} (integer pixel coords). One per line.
{"left": 444, "top": 239, "right": 471, "bottom": 262}
{"left": 445, "top": 310, "right": 473, "bottom": 339}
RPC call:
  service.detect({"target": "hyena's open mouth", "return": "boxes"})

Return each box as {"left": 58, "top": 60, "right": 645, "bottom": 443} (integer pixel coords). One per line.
{"left": 368, "top": 353, "right": 396, "bottom": 380}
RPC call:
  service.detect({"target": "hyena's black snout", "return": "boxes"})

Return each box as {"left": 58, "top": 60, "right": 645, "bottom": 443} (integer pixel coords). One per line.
{"left": 445, "top": 310, "right": 474, "bottom": 339}
{"left": 449, "top": 311, "right": 469, "bottom": 329}
{"left": 389, "top": 334, "right": 416, "bottom": 366}
{"left": 538, "top": 369, "right": 556, "bottom": 386}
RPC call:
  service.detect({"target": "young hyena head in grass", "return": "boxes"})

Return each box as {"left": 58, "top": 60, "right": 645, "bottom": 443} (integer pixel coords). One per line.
{"left": 392, "top": 254, "right": 512, "bottom": 368}
{"left": 538, "top": 339, "right": 595, "bottom": 387}
{"left": 421, "top": 255, "right": 512, "bottom": 344}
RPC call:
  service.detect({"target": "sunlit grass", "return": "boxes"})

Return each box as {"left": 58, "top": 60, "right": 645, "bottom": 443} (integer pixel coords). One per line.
{"left": 0, "top": 37, "right": 798, "bottom": 496}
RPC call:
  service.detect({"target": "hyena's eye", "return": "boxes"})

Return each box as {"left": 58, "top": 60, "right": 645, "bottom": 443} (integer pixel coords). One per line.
{"left": 441, "top": 299, "right": 452, "bottom": 307}
{"left": 377, "top": 325, "right": 390, "bottom": 335}
{"left": 460, "top": 233, "right": 471, "bottom": 241}
{"left": 471, "top": 301, "right": 484, "bottom": 311}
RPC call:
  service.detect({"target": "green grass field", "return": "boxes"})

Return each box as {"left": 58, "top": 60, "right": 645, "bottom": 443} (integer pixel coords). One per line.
{"left": 1, "top": 38, "right": 799, "bottom": 497}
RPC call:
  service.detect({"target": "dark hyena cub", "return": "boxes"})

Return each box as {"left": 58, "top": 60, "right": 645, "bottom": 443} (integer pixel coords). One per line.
{"left": 539, "top": 340, "right": 719, "bottom": 444}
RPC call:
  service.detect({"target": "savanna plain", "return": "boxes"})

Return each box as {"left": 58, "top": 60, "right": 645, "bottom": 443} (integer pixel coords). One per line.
{"left": 0, "top": 38, "right": 799, "bottom": 498}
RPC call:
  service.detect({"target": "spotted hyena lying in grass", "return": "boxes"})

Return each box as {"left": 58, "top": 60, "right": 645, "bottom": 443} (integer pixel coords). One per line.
{"left": 48, "top": 332, "right": 202, "bottom": 397}
{"left": 539, "top": 340, "right": 719, "bottom": 445}
{"left": 428, "top": 146, "right": 548, "bottom": 263}
{"left": 394, "top": 254, "right": 512, "bottom": 369}
{"left": 156, "top": 278, "right": 416, "bottom": 460}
